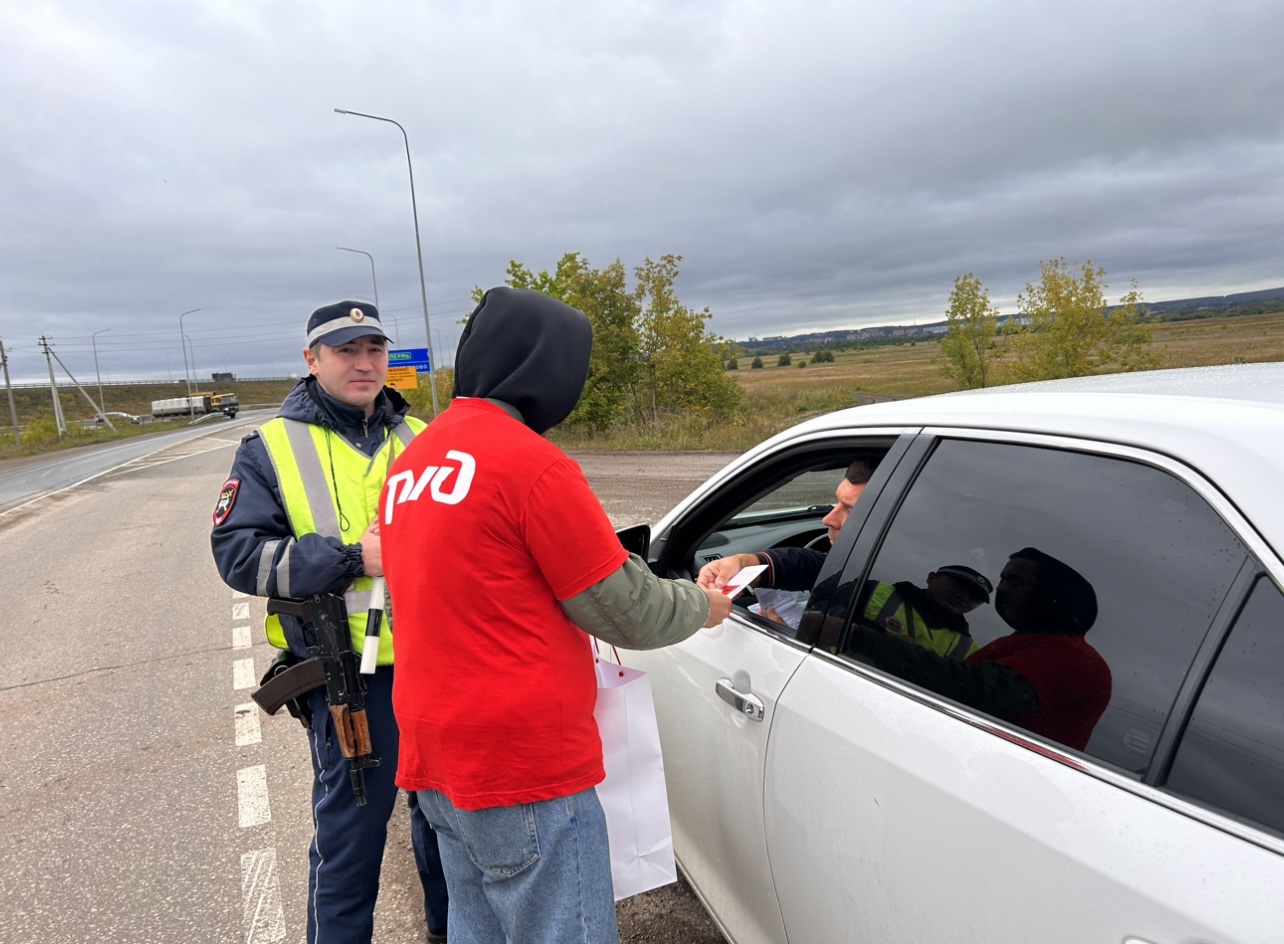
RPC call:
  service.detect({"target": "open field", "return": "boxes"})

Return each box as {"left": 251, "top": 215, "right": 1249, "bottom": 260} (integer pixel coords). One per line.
{"left": 4, "top": 311, "right": 1282, "bottom": 460}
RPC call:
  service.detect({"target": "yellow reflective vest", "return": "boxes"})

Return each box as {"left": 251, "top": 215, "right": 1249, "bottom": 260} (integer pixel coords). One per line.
{"left": 258, "top": 414, "right": 426, "bottom": 664}
{"left": 862, "top": 581, "right": 979, "bottom": 660}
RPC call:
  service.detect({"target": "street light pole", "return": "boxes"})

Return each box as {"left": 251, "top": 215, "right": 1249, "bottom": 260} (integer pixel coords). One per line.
{"left": 336, "top": 246, "right": 380, "bottom": 311}
{"left": 92, "top": 328, "right": 111, "bottom": 415}
{"left": 178, "top": 307, "right": 203, "bottom": 419}
{"left": 334, "top": 108, "right": 439, "bottom": 414}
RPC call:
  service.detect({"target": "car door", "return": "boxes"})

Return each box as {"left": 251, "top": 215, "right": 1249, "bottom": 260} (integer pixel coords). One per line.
{"left": 620, "top": 431, "right": 914, "bottom": 944}
{"left": 764, "top": 430, "right": 1284, "bottom": 944}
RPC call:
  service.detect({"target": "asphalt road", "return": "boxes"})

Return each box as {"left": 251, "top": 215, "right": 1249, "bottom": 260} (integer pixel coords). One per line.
{"left": 0, "top": 426, "right": 738, "bottom": 944}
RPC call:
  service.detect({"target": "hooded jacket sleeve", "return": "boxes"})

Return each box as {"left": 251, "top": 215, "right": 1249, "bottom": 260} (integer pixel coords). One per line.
{"left": 559, "top": 554, "right": 711, "bottom": 650}
{"left": 210, "top": 431, "right": 365, "bottom": 598}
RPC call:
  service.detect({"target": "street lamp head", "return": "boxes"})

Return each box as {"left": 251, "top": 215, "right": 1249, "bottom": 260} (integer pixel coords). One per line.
{"left": 334, "top": 108, "right": 349, "bottom": 114}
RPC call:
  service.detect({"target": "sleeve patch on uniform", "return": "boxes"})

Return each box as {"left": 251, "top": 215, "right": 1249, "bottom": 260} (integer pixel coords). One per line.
{"left": 213, "top": 478, "right": 240, "bottom": 526}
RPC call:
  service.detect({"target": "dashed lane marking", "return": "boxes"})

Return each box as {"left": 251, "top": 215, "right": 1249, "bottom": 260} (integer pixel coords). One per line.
{"left": 235, "top": 703, "right": 263, "bottom": 747}
{"left": 237, "top": 765, "right": 271, "bottom": 828}
{"left": 241, "top": 849, "right": 287, "bottom": 943}
{"left": 230, "top": 586, "right": 286, "bottom": 942}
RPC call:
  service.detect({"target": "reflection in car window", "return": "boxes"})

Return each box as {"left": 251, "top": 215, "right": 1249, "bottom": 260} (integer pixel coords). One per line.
{"left": 840, "top": 439, "right": 1246, "bottom": 772}
{"left": 1166, "top": 578, "right": 1284, "bottom": 836}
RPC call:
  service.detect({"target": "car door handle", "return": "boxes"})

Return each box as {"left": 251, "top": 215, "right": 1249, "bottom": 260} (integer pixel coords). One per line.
{"left": 716, "top": 678, "right": 764, "bottom": 721}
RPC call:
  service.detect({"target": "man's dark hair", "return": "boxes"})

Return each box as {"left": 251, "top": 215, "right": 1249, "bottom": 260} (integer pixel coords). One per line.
{"left": 844, "top": 459, "right": 878, "bottom": 486}
{"left": 1010, "top": 547, "right": 1098, "bottom": 635}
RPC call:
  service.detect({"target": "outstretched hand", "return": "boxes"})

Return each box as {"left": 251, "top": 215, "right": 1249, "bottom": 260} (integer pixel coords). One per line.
{"left": 696, "top": 552, "right": 763, "bottom": 590}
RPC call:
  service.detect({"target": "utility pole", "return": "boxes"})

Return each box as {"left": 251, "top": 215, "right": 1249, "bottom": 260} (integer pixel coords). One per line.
{"left": 0, "top": 339, "right": 20, "bottom": 446}
{"left": 47, "top": 346, "right": 115, "bottom": 430}
{"left": 39, "top": 336, "right": 66, "bottom": 437}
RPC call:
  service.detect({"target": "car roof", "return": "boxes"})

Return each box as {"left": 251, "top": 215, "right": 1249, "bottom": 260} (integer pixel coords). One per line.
{"left": 777, "top": 363, "right": 1284, "bottom": 560}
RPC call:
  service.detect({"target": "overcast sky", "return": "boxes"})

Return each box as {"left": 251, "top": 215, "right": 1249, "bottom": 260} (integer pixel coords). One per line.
{"left": 2, "top": 0, "right": 1282, "bottom": 384}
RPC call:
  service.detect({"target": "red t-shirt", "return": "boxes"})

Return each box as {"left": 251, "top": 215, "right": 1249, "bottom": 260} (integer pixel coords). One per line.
{"left": 382, "top": 399, "right": 629, "bottom": 810}
{"left": 968, "top": 634, "right": 1113, "bottom": 751}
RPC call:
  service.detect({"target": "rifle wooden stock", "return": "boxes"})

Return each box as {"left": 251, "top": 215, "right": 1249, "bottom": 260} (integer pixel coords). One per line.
{"left": 329, "top": 704, "right": 374, "bottom": 759}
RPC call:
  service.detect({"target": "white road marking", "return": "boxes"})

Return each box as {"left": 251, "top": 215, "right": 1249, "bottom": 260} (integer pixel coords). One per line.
{"left": 232, "top": 602, "right": 251, "bottom": 621}
{"left": 232, "top": 625, "right": 252, "bottom": 649}
{"left": 241, "top": 848, "right": 287, "bottom": 943}
{"left": 232, "top": 589, "right": 248, "bottom": 598}
{"left": 237, "top": 765, "right": 272, "bottom": 828}
{"left": 233, "top": 657, "right": 257, "bottom": 690}
{"left": 235, "top": 703, "right": 262, "bottom": 747}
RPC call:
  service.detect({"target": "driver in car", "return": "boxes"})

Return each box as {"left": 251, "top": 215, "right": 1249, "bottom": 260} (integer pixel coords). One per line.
{"left": 696, "top": 459, "right": 875, "bottom": 606}
{"left": 697, "top": 459, "right": 876, "bottom": 596}
{"left": 697, "top": 460, "right": 988, "bottom": 657}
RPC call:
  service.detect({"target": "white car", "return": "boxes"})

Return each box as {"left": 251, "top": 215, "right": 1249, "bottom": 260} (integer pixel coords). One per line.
{"left": 615, "top": 363, "right": 1284, "bottom": 944}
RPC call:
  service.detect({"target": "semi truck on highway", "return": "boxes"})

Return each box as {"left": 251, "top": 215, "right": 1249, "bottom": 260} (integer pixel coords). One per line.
{"left": 151, "top": 393, "right": 239, "bottom": 419}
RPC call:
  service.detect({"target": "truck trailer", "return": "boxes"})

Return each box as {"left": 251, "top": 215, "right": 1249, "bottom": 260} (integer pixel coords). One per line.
{"left": 151, "top": 392, "right": 239, "bottom": 419}
{"left": 151, "top": 395, "right": 211, "bottom": 417}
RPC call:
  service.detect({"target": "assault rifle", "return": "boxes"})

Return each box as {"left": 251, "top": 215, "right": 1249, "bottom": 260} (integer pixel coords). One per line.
{"left": 260, "top": 592, "right": 380, "bottom": 805}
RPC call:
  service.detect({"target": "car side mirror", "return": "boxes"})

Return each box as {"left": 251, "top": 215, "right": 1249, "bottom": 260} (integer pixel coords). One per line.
{"left": 616, "top": 524, "right": 651, "bottom": 560}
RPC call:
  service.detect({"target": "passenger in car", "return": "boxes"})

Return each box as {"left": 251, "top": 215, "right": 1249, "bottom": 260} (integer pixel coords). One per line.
{"left": 696, "top": 459, "right": 877, "bottom": 595}
{"left": 845, "top": 547, "right": 1112, "bottom": 751}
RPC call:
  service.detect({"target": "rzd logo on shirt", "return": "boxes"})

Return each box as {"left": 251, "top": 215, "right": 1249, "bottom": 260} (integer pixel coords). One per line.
{"left": 384, "top": 450, "right": 476, "bottom": 523}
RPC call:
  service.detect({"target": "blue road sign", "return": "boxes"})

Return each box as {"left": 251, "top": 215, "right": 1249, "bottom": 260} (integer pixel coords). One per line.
{"left": 388, "top": 348, "right": 432, "bottom": 372}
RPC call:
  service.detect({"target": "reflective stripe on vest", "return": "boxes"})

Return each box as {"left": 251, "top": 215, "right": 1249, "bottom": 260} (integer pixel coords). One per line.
{"left": 863, "top": 582, "right": 977, "bottom": 661}
{"left": 258, "top": 415, "right": 424, "bottom": 662}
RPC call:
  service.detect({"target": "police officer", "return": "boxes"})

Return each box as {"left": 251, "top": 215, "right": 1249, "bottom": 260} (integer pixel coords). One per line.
{"left": 210, "top": 301, "right": 448, "bottom": 944}
{"left": 859, "top": 564, "right": 992, "bottom": 659}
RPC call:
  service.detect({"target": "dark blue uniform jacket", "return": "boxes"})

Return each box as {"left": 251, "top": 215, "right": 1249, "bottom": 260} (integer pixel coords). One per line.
{"left": 210, "top": 378, "right": 415, "bottom": 656}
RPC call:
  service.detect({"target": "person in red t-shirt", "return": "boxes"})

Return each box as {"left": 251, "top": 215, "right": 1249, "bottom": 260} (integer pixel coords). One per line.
{"left": 844, "top": 547, "right": 1111, "bottom": 751}
{"left": 380, "top": 287, "right": 733, "bottom": 944}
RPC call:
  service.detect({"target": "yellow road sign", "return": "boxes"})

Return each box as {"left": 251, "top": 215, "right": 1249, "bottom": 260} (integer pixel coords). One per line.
{"left": 386, "top": 366, "right": 419, "bottom": 390}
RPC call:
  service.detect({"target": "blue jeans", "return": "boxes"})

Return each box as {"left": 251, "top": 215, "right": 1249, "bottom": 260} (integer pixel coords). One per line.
{"left": 415, "top": 788, "right": 619, "bottom": 944}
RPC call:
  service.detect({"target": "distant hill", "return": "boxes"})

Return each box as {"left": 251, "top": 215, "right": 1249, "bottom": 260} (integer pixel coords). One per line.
{"left": 737, "top": 286, "right": 1284, "bottom": 352}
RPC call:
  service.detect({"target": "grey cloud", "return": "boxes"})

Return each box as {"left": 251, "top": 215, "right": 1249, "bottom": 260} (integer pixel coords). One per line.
{"left": 1, "top": 0, "right": 1281, "bottom": 382}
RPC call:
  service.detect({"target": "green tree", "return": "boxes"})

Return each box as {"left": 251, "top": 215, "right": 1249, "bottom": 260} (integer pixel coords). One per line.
{"left": 811, "top": 349, "right": 835, "bottom": 363}
{"left": 496, "top": 253, "right": 640, "bottom": 430}
{"left": 751, "top": 356, "right": 764, "bottom": 369}
{"left": 632, "top": 255, "right": 740, "bottom": 424}
{"left": 725, "top": 358, "right": 739, "bottom": 370}
{"left": 777, "top": 353, "right": 792, "bottom": 367}
{"left": 1007, "top": 259, "right": 1157, "bottom": 382}
{"left": 939, "top": 273, "right": 1000, "bottom": 389}
{"left": 487, "top": 252, "right": 740, "bottom": 429}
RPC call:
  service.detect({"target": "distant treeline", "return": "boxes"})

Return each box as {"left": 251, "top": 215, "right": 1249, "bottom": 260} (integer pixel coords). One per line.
{"left": 737, "top": 286, "right": 1284, "bottom": 354}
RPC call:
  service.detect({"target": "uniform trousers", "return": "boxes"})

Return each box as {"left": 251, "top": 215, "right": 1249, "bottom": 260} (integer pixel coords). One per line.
{"left": 305, "top": 666, "right": 447, "bottom": 943}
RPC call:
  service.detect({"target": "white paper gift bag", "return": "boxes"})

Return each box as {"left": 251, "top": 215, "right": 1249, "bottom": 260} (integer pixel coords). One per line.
{"left": 593, "top": 652, "right": 678, "bottom": 900}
